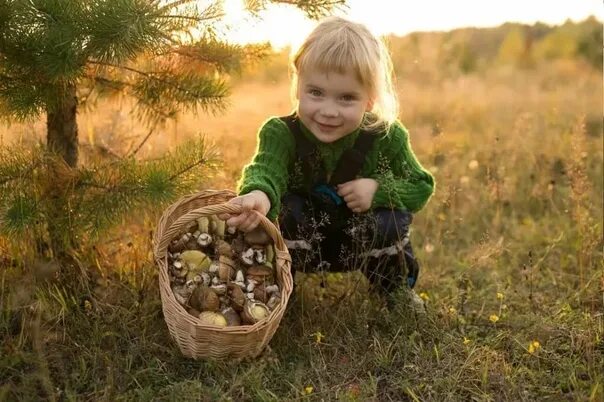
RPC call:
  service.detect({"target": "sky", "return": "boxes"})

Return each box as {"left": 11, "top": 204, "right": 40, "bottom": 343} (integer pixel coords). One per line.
{"left": 219, "top": 0, "right": 603, "bottom": 49}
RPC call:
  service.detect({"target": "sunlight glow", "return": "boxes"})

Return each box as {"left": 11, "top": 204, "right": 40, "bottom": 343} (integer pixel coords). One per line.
{"left": 217, "top": 0, "right": 603, "bottom": 49}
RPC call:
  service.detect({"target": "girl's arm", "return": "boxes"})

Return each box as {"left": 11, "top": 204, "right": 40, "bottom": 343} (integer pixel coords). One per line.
{"left": 236, "top": 117, "right": 295, "bottom": 221}
{"left": 370, "top": 122, "right": 435, "bottom": 213}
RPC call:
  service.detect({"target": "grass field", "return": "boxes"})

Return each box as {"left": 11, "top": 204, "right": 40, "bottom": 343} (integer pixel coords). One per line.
{"left": 1, "top": 55, "right": 602, "bottom": 401}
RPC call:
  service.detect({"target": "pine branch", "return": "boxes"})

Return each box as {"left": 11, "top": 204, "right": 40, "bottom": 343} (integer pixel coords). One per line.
{"left": 246, "top": 0, "right": 347, "bottom": 19}
{"left": 159, "top": 0, "right": 225, "bottom": 25}
{"left": 0, "top": 144, "right": 42, "bottom": 188}
{"left": 168, "top": 157, "right": 209, "bottom": 182}
{"left": 71, "top": 136, "right": 219, "bottom": 236}
{"left": 83, "top": 0, "right": 172, "bottom": 64}
{"left": 88, "top": 60, "right": 152, "bottom": 77}
{"left": 161, "top": 0, "right": 224, "bottom": 23}
{"left": 126, "top": 127, "right": 155, "bottom": 158}
{"left": 173, "top": 40, "right": 270, "bottom": 73}
{"left": 130, "top": 70, "right": 229, "bottom": 124}
{"left": 157, "top": 0, "right": 198, "bottom": 14}
{"left": 0, "top": 161, "right": 40, "bottom": 186}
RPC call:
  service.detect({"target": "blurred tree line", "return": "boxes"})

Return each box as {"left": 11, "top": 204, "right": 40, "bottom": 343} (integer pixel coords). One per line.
{"left": 242, "top": 16, "right": 602, "bottom": 82}
{"left": 388, "top": 16, "right": 602, "bottom": 76}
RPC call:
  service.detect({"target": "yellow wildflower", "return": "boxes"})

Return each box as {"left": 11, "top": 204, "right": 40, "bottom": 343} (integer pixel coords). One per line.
{"left": 528, "top": 340, "right": 541, "bottom": 354}
{"left": 496, "top": 292, "right": 504, "bottom": 300}
{"left": 489, "top": 314, "right": 499, "bottom": 323}
{"left": 448, "top": 307, "right": 457, "bottom": 315}
{"left": 463, "top": 337, "right": 472, "bottom": 345}
{"left": 312, "top": 331, "right": 325, "bottom": 344}
{"left": 419, "top": 292, "right": 430, "bottom": 301}
{"left": 304, "top": 386, "right": 313, "bottom": 395}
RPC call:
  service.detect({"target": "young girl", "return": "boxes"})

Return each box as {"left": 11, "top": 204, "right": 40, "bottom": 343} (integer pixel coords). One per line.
{"left": 221, "top": 16, "right": 435, "bottom": 300}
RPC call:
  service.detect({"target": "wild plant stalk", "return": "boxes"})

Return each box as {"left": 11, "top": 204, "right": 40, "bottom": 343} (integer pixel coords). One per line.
{"left": 567, "top": 117, "right": 597, "bottom": 289}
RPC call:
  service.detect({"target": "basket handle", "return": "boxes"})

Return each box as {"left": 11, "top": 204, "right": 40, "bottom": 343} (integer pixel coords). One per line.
{"left": 155, "top": 202, "right": 286, "bottom": 260}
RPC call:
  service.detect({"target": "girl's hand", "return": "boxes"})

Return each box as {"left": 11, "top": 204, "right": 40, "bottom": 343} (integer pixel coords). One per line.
{"left": 336, "top": 178, "right": 378, "bottom": 213}
{"left": 218, "top": 190, "right": 271, "bottom": 232}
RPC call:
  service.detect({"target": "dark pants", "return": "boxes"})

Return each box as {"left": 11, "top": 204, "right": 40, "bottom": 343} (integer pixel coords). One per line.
{"left": 278, "top": 193, "right": 420, "bottom": 294}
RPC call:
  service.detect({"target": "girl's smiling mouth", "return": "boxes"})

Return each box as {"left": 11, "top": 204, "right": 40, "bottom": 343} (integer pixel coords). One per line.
{"left": 316, "top": 121, "right": 340, "bottom": 132}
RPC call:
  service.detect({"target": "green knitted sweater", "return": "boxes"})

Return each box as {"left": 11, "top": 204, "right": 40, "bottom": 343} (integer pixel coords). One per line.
{"left": 237, "top": 116, "right": 435, "bottom": 221}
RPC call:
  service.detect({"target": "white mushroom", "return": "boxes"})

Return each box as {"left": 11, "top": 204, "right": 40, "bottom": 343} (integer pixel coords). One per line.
{"left": 209, "top": 262, "right": 219, "bottom": 274}
{"left": 241, "top": 248, "right": 255, "bottom": 265}
{"left": 171, "top": 285, "right": 192, "bottom": 305}
{"left": 266, "top": 294, "right": 281, "bottom": 310}
{"left": 254, "top": 249, "right": 266, "bottom": 264}
{"left": 264, "top": 284, "right": 279, "bottom": 295}
{"left": 197, "top": 233, "right": 213, "bottom": 247}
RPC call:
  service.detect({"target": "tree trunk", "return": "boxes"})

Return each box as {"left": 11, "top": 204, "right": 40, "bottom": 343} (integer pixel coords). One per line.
{"left": 47, "top": 84, "right": 78, "bottom": 167}
{"left": 45, "top": 84, "right": 79, "bottom": 261}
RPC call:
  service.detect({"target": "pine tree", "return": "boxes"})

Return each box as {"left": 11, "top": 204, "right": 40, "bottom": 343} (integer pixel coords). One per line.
{"left": 0, "top": 0, "right": 345, "bottom": 265}
{"left": 0, "top": 0, "right": 344, "bottom": 166}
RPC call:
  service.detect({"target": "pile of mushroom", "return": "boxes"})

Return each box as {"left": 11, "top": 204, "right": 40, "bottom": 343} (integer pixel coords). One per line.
{"left": 167, "top": 215, "right": 281, "bottom": 327}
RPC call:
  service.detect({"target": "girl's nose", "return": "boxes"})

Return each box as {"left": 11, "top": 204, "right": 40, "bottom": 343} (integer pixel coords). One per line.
{"left": 319, "top": 102, "right": 338, "bottom": 117}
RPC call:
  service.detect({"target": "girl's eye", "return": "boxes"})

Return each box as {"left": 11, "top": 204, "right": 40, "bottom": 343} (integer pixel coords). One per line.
{"left": 341, "top": 95, "right": 356, "bottom": 102}
{"left": 309, "top": 89, "right": 322, "bottom": 97}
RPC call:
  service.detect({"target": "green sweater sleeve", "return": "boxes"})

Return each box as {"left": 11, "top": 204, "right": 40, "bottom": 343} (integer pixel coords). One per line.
{"left": 371, "top": 122, "right": 435, "bottom": 213}
{"left": 237, "top": 117, "right": 295, "bottom": 221}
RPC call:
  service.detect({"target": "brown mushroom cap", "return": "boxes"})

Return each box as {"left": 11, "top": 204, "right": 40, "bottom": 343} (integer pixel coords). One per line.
{"left": 222, "top": 307, "right": 242, "bottom": 326}
{"left": 189, "top": 286, "right": 220, "bottom": 312}
{"left": 219, "top": 255, "right": 236, "bottom": 268}
{"left": 218, "top": 265, "right": 234, "bottom": 283}
{"left": 215, "top": 240, "right": 234, "bottom": 257}
{"left": 187, "top": 307, "right": 201, "bottom": 318}
{"left": 246, "top": 265, "right": 274, "bottom": 284}
{"left": 227, "top": 283, "right": 246, "bottom": 312}
{"left": 253, "top": 284, "right": 269, "bottom": 303}
{"left": 244, "top": 227, "right": 272, "bottom": 246}
{"left": 246, "top": 264, "right": 273, "bottom": 277}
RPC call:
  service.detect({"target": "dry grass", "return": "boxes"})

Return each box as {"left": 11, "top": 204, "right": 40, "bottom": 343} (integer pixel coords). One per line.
{"left": 1, "top": 55, "right": 602, "bottom": 400}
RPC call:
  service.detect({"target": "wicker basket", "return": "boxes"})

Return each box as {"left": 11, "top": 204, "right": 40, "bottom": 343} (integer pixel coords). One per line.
{"left": 152, "top": 189, "right": 293, "bottom": 359}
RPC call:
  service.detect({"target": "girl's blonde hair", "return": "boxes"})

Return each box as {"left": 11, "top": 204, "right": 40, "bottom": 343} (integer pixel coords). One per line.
{"left": 290, "top": 16, "right": 399, "bottom": 131}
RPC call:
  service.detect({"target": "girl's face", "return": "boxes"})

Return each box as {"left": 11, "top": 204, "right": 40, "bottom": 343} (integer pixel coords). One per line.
{"left": 296, "top": 68, "right": 373, "bottom": 143}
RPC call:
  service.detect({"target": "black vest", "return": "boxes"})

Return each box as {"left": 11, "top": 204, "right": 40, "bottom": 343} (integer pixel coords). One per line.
{"left": 280, "top": 114, "right": 382, "bottom": 211}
